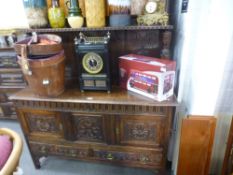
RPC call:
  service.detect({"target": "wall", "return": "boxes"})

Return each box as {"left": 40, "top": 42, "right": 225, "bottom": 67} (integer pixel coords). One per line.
{"left": 170, "top": 0, "right": 233, "bottom": 174}
{"left": 212, "top": 34, "right": 233, "bottom": 174}
{"left": 0, "top": 0, "right": 28, "bottom": 29}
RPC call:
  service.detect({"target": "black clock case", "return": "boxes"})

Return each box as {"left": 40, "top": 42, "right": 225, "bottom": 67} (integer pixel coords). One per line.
{"left": 75, "top": 42, "right": 111, "bottom": 92}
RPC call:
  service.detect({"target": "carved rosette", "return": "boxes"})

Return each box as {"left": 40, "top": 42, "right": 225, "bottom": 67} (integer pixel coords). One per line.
{"left": 74, "top": 116, "right": 105, "bottom": 142}
{"left": 124, "top": 121, "right": 156, "bottom": 141}
{"left": 27, "top": 114, "right": 59, "bottom": 133}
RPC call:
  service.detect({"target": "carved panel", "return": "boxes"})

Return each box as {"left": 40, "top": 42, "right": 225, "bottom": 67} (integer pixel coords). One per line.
{"left": 124, "top": 122, "right": 156, "bottom": 141}
{"left": 73, "top": 114, "right": 106, "bottom": 142}
{"left": 26, "top": 114, "right": 60, "bottom": 133}
{"left": 118, "top": 115, "right": 166, "bottom": 147}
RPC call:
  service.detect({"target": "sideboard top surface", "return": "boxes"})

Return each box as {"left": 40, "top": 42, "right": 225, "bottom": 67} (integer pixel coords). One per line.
{"left": 9, "top": 87, "right": 178, "bottom": 107}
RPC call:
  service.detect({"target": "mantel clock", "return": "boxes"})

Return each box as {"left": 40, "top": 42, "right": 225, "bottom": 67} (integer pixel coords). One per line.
{"left": 74, "top": 32, "right": 111, "bottom": 92}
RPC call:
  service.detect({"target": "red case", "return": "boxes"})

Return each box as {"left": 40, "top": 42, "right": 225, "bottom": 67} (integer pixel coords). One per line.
{"left": 119, "top": 54, "right": 176, "bottom": 101}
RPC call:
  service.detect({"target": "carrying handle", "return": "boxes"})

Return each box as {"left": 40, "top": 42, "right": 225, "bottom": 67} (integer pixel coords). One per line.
{"left": 20, "top": 45, "right": 32, "bottom": 75}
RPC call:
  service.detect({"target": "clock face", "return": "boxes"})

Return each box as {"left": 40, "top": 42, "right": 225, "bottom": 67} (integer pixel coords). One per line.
{"left": 145, "top": 1, "right": 157, "bottom": 14}
{"left": 82, "top": 52, "right": 103, "bottom": 74}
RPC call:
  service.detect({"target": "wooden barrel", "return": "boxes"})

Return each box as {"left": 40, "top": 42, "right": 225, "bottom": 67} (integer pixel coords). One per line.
{"left": 17, "top": 50, "right": 65, "bottom": 97}
{"left": 14, "top": 34, "right": 65, "bottom": 97}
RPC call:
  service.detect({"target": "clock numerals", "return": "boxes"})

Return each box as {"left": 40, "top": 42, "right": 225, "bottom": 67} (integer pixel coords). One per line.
{"left": 145, "top": 1, "right": 158, "bottom": 14}
{"left": 82, "top": 52, "right": 104, "bottom": 74}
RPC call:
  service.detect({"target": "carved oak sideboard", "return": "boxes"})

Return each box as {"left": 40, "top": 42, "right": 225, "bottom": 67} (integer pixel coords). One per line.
{"left": 10, "top": 87, "right": 177, "bottom": 173}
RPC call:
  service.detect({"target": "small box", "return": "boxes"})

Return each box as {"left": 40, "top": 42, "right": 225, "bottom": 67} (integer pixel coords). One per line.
{"left": 119, "top": 54, "right": 176, "bottom": 101}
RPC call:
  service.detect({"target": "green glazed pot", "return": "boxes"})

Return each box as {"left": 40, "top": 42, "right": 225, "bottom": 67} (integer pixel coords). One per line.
{"left": 48, "top": 7, "right": 65, "bottom": 28}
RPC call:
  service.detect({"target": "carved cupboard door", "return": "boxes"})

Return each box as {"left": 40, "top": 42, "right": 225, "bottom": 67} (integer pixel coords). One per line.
{"left": 71, "top": 113, "right": 112, "bottom": 144}
{"left": 116, "top": 115, "right": 166, "bottom": 148}
{"left": 18, "top": 109, "right": 64, "bottom": 139}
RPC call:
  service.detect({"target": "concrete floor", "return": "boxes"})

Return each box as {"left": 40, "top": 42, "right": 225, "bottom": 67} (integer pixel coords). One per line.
{"left": 0, "top": 120, "right": 172, "bottom": 175}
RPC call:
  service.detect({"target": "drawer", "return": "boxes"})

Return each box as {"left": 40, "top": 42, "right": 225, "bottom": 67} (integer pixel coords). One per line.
{"left": 29, "top": 141, "right": 91, "bottom": 159}
{"left": 116, "top": 115, "right": 167, "bottom": 148}
{"left": 19, "top": 109, "right": 64, "bottom": 139}
{"left": 29, "top": 141, "right": 164, "bottom": 168}
{"left": 0, "top": 71, "right": 26, "bottom": 86}
{"left": 91, "top": 146, "right": 164, "bottom": 167}
{"left": 0, "top": 52, "right": 18, "bottom": 68}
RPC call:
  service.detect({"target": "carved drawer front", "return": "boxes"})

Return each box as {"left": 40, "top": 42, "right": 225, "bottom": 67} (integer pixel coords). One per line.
{"left": 71, "top": 113, "right": 109, "bottom": 144}
{"left": 116, "top": 115, "right": 166, "bottom": 148}
{"left": 29, "top": 142, "right": 91, "bottom": 160}
{"left": 92, "top": 146, "right": 164, "bottom": 168}
{"left": 29, "top": 141, "right": 163, "bottom": 169}
{"left": 21, "top": 110, "right": 63, "bottom": 138}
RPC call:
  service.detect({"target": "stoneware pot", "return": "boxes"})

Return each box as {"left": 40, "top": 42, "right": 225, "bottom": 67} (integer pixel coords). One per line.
{"left": 109, "top": 14, "right": 131, "bottom": 26}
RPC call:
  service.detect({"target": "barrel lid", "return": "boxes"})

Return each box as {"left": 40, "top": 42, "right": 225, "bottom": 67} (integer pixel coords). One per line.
{"left": 14, "top": 34, "right": 63, "bottom": 56}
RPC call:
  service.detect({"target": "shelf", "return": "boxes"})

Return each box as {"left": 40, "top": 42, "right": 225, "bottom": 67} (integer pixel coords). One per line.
{"left": 16, "top": 25, "right": 174, "bottom": 33}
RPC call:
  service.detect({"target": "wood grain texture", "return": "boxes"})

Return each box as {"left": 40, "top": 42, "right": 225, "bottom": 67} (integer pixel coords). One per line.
{"left": 221, "top": 117, "right": 233, "bottom": 175}
{"left": 177, "top": 116, "right": 216, "bottom": 175}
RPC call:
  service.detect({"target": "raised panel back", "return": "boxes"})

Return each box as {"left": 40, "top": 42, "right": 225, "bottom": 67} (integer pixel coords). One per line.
{"left": 177, "top": 116, "right": 216, "bottom": 175}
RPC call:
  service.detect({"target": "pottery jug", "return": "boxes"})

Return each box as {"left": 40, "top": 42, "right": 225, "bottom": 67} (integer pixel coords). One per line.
{"left": 66, "top": 0, "right": 84, "bottom": 28}
{"left": 48, "top": 0, "right": 66, "bottom": 28}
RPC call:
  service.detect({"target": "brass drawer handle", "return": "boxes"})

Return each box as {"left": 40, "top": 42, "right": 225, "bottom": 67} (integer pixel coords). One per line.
{"left": 106, "top": 153, "right": 114, "bottom": 160}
